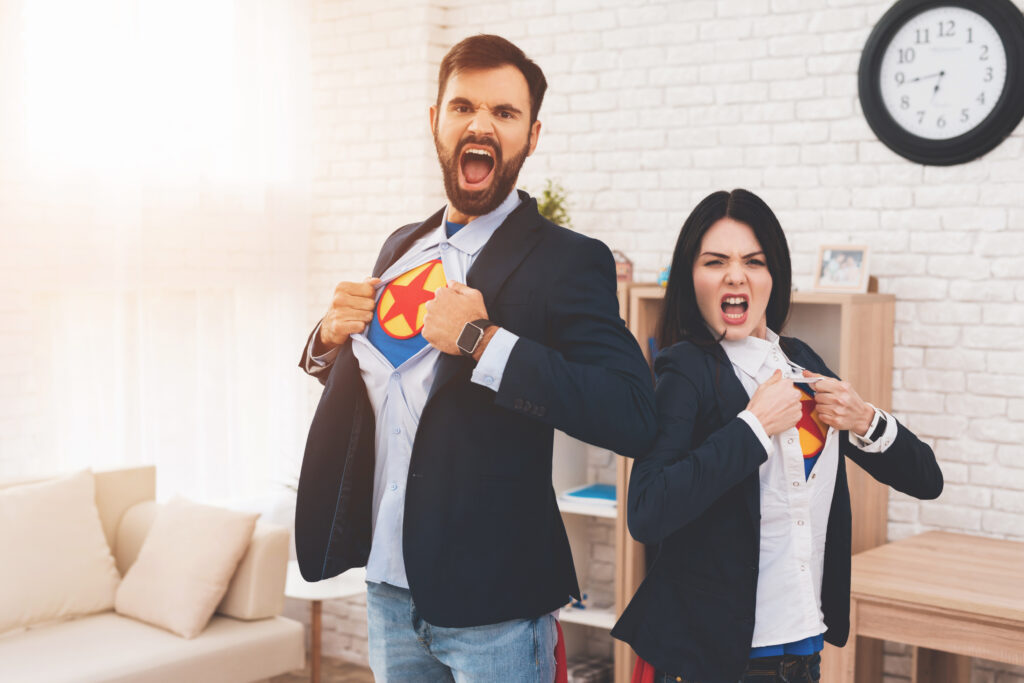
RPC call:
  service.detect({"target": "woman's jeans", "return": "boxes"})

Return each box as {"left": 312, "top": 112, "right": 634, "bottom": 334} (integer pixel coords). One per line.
{"left": 657, "top": 652, "right": 822, "bottom": 683}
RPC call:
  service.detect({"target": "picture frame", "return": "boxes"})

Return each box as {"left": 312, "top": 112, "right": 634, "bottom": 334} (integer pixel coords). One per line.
{"left": 814, "top": 245, "right": 870, "bottom": 292}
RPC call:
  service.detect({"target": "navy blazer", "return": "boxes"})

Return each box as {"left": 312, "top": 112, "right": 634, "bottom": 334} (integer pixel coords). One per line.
{"left": 611, "top": 337, "right": 942, "bottom": 682}
{"left": 295, "top": 192, "right": 657, "bottom": 627}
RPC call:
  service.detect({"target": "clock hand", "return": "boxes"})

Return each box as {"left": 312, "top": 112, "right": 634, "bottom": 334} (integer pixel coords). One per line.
{"left": 931, "top": 70, "right": 946, "bottom": 102}
{"left": 908, "top": 71, "right": 943, "bottom": 84}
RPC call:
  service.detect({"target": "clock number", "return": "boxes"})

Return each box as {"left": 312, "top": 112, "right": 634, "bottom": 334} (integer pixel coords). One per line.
{"left": 938, "top": 20, "right": 955, "bottom": 38}
{"left": 901, "top": 95, "right": 910, "bottom": 110}
{"left": 937, "top": 115, "right": 946, "bottom": 129}
{"left": 960, "top": 109, "right": 969, "bottom": 123}
{"left": 977, "top": 92, "right": 985, "bottom": 105}
{"left": 916, "top": 110, "right": 926, "bottom": 124}
{"left": 984, "top": 66, "right": 993, "bottom": 82}
{"left": 967, "top": 27, "right": 973, "bottom": 43}
{"left": 980, "top": 45, "right": 989, "bottom": 61}
{"left": 915, "top": 28, "right": 930, "bottom": 44}
{"left": 898, "top": 47, "right": 915, "bottom": 63}
{"left": 895, "top": 71, "right": 906, "bottom": 85}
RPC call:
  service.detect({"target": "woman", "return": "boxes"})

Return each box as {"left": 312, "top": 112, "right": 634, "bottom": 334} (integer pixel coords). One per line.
{"left": 610, "top": 189, "right": 943, "bottom": 683}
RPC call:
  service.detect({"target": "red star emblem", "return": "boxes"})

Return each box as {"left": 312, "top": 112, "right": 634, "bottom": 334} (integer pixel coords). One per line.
{"left": 378, "top": 260, "right": 443, "bottom": 339}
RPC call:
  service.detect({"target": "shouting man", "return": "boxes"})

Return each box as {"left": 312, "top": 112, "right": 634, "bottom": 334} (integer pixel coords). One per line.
{"left": 296, "top": 35, "right": 655, "bottom": 681}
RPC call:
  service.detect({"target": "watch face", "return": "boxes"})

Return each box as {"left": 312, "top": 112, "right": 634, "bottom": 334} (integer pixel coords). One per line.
{"left": 878, "top": 6, "right": 1008, "bottom": 140}
{"left": 456, "top": 323, "right": 482, "bottom": 355}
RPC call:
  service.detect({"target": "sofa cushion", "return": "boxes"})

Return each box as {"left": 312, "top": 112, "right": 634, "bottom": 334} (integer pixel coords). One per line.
{"left": 114, "top": 498, "right": 258, "bottom": 638}
{"left": 0, "top": 611, "right": 305, "bottom": 683}
{"left": 0, "top": 470, "right": 121, "bottom": 635}
{"left": 116, "top": 500, "right": 290, "bottom": 620}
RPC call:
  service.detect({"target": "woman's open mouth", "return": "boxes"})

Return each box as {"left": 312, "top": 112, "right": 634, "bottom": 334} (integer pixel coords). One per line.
{"left": 459, "top": 146, "right": 496, "bottom": 189}
{"left": 721, "top": 294, "right": 749, "bottom": 325}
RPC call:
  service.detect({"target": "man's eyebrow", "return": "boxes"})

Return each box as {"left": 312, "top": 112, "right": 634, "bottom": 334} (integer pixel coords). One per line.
{"left": 446, "top": 97, "right": 523, "bottom": 116}
{"left": 492, "top": 103, "right": 523, "bottom": 115}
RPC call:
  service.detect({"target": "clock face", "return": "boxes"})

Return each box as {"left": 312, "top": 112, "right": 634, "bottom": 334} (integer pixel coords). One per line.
{"left": 878, "top": 6, "right": 1008, "bottom": 140}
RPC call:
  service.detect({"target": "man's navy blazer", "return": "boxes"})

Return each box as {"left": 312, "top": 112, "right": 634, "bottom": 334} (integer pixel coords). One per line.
{"left": 610, "top": 338, "right": 943, "bottom": 683}
{"left": 295, "top": 193, "right": 657, "bottom": 628}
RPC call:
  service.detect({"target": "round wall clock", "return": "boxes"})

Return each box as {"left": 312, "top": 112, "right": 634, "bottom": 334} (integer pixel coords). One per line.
{"left": 859, "top": 0, "right": 1024, "bottom": 165}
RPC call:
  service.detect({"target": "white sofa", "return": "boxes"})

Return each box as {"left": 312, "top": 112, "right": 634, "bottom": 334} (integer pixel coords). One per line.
{"left": 0, "top": 466, "right": 305, "bottom": 683}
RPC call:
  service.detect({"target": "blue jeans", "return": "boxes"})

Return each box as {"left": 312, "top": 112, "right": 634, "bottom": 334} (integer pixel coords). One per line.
{"left": 365, "top": 581, "right": 558, "bottom": 682}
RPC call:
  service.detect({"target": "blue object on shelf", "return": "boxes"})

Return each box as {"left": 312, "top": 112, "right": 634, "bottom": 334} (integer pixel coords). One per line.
{"left": 563, "top": 483, "right": 616, "bottom": 502}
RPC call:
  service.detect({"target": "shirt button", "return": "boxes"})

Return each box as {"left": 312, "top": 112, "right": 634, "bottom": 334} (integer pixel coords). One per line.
{"left": 484, "top": 375, "right": 494, "bottom": 385}
{"left": 389, "top": 482, "right": 398, "bottom": 491}
{"left": 391, "top": 372, "right": 400, "bottom": 381}
{"left": 793, "top": 481, "right": 800, "bottom": 487}
{"left": 392, "top": 427, "right": 401, "bottom": 435}
{"left": 440, "top": 242, "right": 450, "bottom": 251}
{"left": 787, "top": 438, "right": 794, "bottom": 445}
{"left": 797, "top": 520, "right": 805, "bottom": 526}
{"left": 800, "top": 565, "right": 806, "bottom": 571}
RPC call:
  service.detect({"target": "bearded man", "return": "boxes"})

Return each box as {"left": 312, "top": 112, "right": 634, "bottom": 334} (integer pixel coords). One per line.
{"left": 295, "top": 35, "right": 656, "bottom": 681}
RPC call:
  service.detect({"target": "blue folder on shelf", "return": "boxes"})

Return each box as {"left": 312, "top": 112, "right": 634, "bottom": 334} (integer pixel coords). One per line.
{"left": 561, "top": 483, "right": 616, "bottom": 507}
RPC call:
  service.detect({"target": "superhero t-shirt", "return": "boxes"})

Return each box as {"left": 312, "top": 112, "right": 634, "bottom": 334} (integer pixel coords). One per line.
{"left": 365, "top": 258, "right": 447, "bottom": 368}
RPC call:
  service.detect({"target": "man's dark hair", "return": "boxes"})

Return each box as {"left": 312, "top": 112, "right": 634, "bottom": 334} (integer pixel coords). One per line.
{"left": 437, "top": 34, "right": 547, "bottom": 124}
{"left": 658, "top": 188, "right": 793, "bottom": 350}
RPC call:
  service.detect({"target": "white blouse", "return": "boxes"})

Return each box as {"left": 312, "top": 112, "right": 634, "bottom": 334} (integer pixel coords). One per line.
{"left": 720, "top": 330, "right": 896, "bottom": 647}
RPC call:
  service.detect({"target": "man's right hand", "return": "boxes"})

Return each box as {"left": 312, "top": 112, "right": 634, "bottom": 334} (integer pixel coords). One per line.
{"left": 746, "top": 369, "right": 802, "bottom": 437}
{"left": 317, "top": 278, "right": 381, "bottom": 351}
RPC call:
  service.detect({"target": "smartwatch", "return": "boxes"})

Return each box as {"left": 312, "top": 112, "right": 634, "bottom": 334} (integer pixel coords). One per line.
{"left": 457, "top": 319, "right": 495, "bottom": 358}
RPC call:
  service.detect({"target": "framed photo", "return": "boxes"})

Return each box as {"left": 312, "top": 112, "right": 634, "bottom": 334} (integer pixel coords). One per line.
{"left": 814, "top": 245, "right": 870, "bottom": 292}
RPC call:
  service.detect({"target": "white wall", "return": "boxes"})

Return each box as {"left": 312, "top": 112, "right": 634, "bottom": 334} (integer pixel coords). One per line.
{"left": 306, "top": 0, "right": 1024, "bottom": 678}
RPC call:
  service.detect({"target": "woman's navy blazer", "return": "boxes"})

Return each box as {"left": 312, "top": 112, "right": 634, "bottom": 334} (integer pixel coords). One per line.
{"left": 611, "top": 337, "right": 943, "bottom": 683}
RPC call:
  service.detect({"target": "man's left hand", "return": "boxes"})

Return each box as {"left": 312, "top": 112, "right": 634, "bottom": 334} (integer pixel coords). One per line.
{"left": 802, "top": 370, "right": 875, "bottom": 435}
{"left": 423, "top": 281, "right": 489, "bottom": 356}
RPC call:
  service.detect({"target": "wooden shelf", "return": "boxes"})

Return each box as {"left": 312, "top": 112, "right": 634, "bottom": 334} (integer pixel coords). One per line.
{"left": 558, "top": 497, "right": 617, "bottom": 519}
{"left": 559, "top": 605, "right": 617, "bottom": 630}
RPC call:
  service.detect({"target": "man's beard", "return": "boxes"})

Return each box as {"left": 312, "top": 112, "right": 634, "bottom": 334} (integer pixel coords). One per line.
{"left": 434, "top": 130, "right": 530, "bottom": 218}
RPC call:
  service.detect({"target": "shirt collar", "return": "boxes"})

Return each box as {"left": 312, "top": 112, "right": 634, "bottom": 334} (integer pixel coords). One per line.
{"left": 439, "top": 189, "right": 521, "bottom": 257}
{"left": 720, "top": 328, "right": 781, "bottom": 379}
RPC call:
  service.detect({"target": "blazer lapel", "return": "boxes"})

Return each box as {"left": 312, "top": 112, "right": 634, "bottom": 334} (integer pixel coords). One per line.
{"left": 426, "top": 193, "right": 544, "bottom": 404}
{"left": 711, "top": 349, "right": 763, "bottom": 528}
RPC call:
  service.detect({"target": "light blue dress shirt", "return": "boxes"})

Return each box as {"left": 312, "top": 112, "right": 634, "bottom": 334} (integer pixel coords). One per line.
{"left": 306, "top": 189, "right": 521, "bottom": 588}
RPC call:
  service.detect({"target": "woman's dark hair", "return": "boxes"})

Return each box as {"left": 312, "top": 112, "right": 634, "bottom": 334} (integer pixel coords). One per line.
{"left": 437, "top": 35, "right": 548, "bottom": 124}
{"left": 658, "top": 188, "right": 792, "bottom": 350}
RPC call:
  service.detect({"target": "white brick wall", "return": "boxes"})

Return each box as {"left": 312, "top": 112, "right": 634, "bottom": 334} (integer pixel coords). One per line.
{"left": 307, "top": 0, "right": 1024, "bottom": 678}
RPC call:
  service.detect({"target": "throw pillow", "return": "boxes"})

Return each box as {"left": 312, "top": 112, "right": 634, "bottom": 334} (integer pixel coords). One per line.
{"left": 0, "top": 470, "right": 121, "bottom": 634}
{"left": 114, "top": 497, "right": 258, "bottom": 638}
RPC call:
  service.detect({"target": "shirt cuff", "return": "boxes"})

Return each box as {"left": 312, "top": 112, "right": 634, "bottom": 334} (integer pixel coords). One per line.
{"left": 738, "top": 410, "right": 773, "bottom": 456}
{"left": 305, "top": 321, "right": 340, "bottom": 373}
{"left": 471, "top": 327, "right": 518, "bottom": 393}
{"left": 849, "top": 404, "right": 897, "bottom": 452}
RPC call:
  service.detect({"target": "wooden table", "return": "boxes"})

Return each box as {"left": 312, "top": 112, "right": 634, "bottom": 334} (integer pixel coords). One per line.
{"left": 285, "top": 562, "right": 367, "bottom": 683}
{"left": 823, "top": 531, "right": 1024, "bottom": 683}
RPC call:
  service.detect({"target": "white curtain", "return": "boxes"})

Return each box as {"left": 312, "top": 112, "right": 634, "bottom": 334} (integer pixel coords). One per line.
{"left": 0, "top": 0, "right": 312, "bottom": 502}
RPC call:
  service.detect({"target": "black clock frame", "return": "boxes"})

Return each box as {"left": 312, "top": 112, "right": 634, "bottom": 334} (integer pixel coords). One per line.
{"left": 859, "top": 0, "right": 1024, "bottom": 166}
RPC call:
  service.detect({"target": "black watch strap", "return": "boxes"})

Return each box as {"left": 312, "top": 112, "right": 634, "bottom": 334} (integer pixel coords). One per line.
{"left": 868, "top": 413, "right": 887, "bottom": 442}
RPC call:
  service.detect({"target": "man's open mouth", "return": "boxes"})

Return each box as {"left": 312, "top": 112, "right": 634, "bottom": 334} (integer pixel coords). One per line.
{"left": 459, "top": 146, "right": 495, "bottom": 187}
{"left": 721, "top": 294, "right": 749, "bottom": 323}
